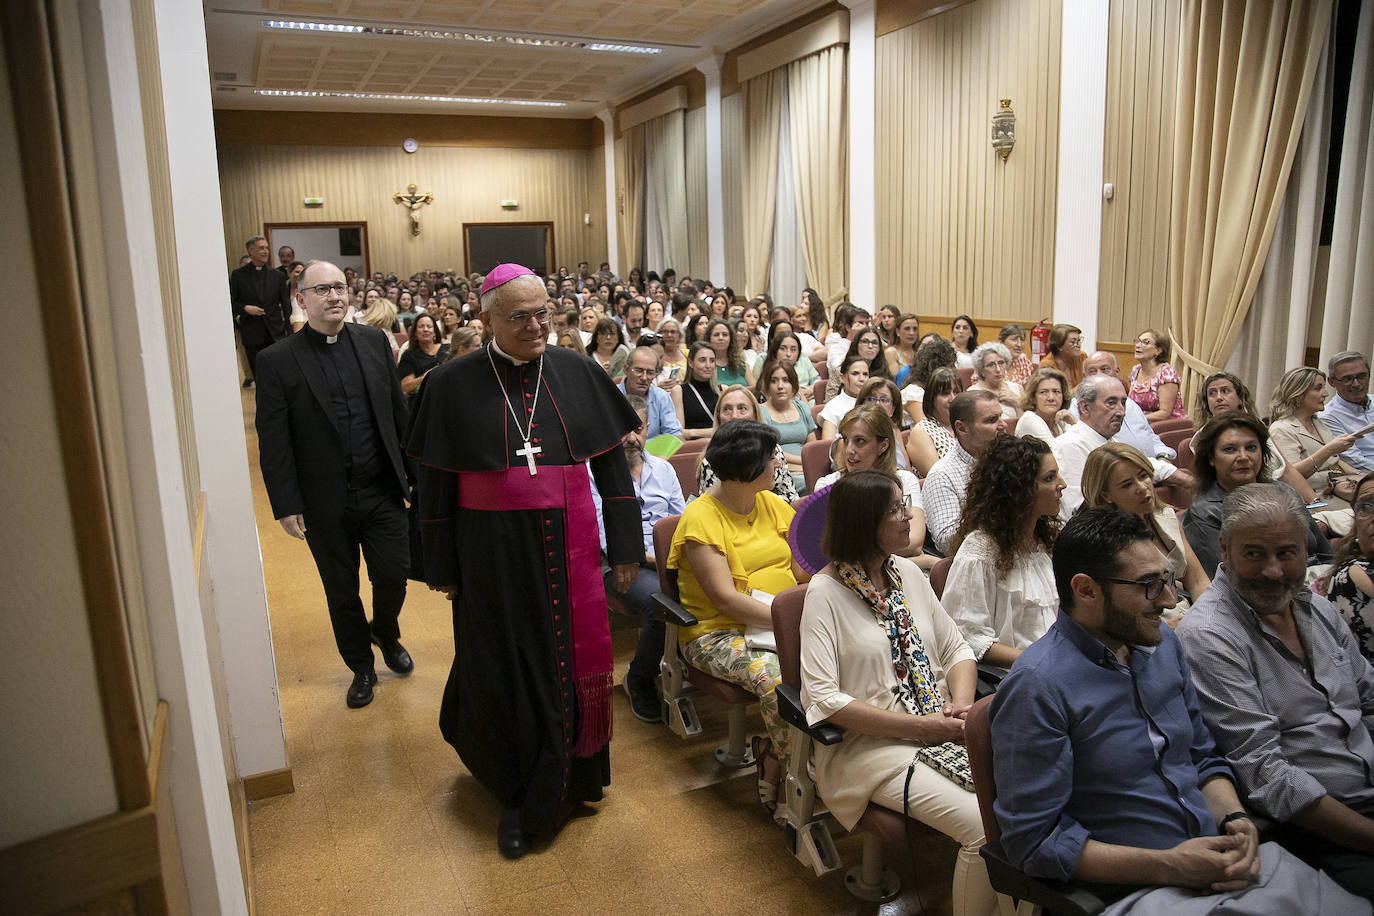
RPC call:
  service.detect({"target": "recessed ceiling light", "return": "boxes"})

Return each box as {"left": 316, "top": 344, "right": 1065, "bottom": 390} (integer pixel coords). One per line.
{"left": 254, "top": 88, "right": 567, "bottom": 107}
{"left": 261, "top": 19, "right": 661, "bottom": 55}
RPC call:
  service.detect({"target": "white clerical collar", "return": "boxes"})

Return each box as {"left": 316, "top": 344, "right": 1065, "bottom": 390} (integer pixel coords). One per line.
{"left": 489, "top": 338, "right": 532, "bottom": 366}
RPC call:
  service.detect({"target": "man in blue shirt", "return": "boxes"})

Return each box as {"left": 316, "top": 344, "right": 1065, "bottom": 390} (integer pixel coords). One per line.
{"left": 1319, "top": 351, "right": 1374, "bottom": 473}
{"left": 989, "top": 509, "right": 1362, "bottom": 912}
{"left": 618, "top": 346, "right": 683, "bottom": 439}
{"left": 593, "top": 395, "right": 685, "bottom": 723}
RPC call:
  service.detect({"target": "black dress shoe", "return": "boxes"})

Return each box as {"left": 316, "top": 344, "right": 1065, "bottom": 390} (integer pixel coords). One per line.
{"left": 346, "top": 669, "right": 378, "bottom": 708}
{"left": 497, "top": 808, "right": 529, "bottom": 860}
{"left": 371, "top": 631, "right": 414, "bottom": 675}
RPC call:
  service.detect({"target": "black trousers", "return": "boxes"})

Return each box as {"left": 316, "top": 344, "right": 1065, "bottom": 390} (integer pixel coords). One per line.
{"left": 1273, "top": 797, "right": 1374, "bottom": 902}
{"left": 304, "top": 482, "right": 409, "bottom": 673}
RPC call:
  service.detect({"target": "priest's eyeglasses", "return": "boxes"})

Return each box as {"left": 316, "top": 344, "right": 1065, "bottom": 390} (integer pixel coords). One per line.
{"left": 1098, "top": 573, "right": 1176, "bottom": 601}
{"left": 501, "top": 308, "right": 552, "bottom": 326}
{"left": 304, "top": 282, "right": 348, "bottom": 296}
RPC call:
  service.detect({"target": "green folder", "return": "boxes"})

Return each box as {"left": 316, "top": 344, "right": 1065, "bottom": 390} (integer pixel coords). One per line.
{"left": 645, "top": 434, "right": 685, "bottom": 458}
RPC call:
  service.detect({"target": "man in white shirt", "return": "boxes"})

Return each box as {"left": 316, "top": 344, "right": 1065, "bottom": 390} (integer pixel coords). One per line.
{"left": 1319, "top": 351, "right": 1374, "bottom": 473}
{"left": 1071, "top": 351, "right": 1177, "bottom": 461}
{"left": 924, "top": 390, "right": 1006, "bottom": 553}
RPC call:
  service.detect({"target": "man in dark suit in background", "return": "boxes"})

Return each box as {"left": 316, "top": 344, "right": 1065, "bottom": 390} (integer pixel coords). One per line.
{"left": 276, "top": 243, "right": 295, "bottom": 279}
{"left": 254, "top": 259, "right": 414, "bottom": 709}
{"left": 229, "top": 235, "right": 291, "bottom": 387}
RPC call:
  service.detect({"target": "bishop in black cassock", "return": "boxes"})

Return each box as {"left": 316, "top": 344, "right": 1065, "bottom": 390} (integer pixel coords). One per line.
{"left": 406, "top": 264, "right": 642, "bottom": 858}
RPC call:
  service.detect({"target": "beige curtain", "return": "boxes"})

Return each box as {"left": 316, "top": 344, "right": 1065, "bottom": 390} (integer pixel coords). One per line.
{"left": 787, "top": 44, "right": 848, "bottom": 306}
{"left": 1167, "top": 0, "right": 1333, "bottom": 403}
{"left": 616, "top": 125, "right": 646, "bottom": 277}
{"left": 1229, "top": 15, "right": 1333, "bottom": 404}
{"left": 1321, "top": 0, "right": 1374, "bottom": 368}
{"left": 644, "top": 110, "right": 690, "bottom": 276}
{"left": 742, "top": 70, "right": 783, "bottom": 298}
{"left": 684, "top": 107, "right": 709, "bottom": 281}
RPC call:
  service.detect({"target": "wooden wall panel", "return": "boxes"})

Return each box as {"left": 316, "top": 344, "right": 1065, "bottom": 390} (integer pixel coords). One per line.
{"left": 217, "top": 143, "right": 606, "bottom": 277}
{"left": 874, "top": 0, "right": 1062, "bottom": 319}
{"left": 1097, "top": 0, "right": 1182, "bottom": 343}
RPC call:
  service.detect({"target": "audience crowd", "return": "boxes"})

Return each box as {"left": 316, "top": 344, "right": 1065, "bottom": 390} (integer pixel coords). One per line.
{"left": 238, "top": 244, "right": 1374, "bottom": 913}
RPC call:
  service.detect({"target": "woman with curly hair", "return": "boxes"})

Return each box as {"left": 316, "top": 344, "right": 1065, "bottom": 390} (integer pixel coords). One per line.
{"left": 943, "top": 434, "right": 1064, "bottom": 670}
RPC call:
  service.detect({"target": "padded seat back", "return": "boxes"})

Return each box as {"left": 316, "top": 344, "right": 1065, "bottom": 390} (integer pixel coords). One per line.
{"left": 964, "top": 695, "right": 1000, "bottom": 842}
{"left": 652, "top": 514, "right": 682, "bottom": 597}
{"left": 802, "top": 437, "right": 835, "bottom": 493}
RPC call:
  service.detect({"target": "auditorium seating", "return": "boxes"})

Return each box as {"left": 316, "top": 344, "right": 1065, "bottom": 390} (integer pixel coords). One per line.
{"left": 771, "top": 584, "right": 905, "bottom": 902}
{"left": 801, "top": 438, "right": 834, "bottom": 493}
{"left": 965, "top": 696, "right": 1105, "bottom": 916}
{"left": 648, "top": 515, "right": 756, "bottom": 769}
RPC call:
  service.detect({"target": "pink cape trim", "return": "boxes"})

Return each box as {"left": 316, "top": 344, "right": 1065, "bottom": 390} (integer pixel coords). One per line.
{"left": 456, "top": 465, "right": 612, "bottom": 756}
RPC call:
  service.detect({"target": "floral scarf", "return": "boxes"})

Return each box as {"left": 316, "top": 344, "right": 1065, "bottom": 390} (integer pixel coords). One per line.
{"left": 835, "top": 559, "right": 943, "bottom": 716}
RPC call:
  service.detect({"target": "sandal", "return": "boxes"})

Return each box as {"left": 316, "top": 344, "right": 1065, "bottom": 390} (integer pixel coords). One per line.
{"left": 752, "top": 736, "right": 786, "bottom": 828}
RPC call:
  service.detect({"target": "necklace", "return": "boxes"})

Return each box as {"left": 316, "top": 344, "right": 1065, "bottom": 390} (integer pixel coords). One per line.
{"left": 487, "top": 346, "right": 544, "bottom": 475}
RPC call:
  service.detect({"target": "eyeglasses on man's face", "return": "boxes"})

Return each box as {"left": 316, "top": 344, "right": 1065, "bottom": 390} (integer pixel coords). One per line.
{"left": 501, "top": 308, "right": 551, "bottom": 326}
{"left": 1331, "top": 370, "right": 1369, "bottom": 386}
{"left": 304, "top": 282, "right": 348, "bottom": 297}
{"left": 1099, "top": 572, "right": 1176, "bottom": 601}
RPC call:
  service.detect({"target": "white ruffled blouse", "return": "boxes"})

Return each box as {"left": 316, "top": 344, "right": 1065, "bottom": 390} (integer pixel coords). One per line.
{"left": 943, "top": 529, "right": 1058, "bottom": 661}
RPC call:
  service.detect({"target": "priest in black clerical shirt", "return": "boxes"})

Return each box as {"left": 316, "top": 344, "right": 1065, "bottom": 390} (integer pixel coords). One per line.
{"left": 255, "top": 259, "right": 414, "bottom": 709}
{"left": 229, "top": 235, "right": 291, "bottom": 382}
{"left": 407, "top": 263, "right": 642, "bottom": 859}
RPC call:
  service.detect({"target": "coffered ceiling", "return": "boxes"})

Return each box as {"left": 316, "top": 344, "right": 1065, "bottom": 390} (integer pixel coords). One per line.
{"left": 205, "top": 0, "right": 829, "bottom": 117}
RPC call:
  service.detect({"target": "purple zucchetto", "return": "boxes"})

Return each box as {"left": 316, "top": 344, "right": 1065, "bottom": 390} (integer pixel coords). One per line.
{"left": 478, "top": 263, "right": 536, "bottom": 296}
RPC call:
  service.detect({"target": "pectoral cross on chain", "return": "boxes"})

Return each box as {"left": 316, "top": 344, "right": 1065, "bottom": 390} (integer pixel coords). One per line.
{"left": 516, "top": 440, "right": 542, "bottom": 476}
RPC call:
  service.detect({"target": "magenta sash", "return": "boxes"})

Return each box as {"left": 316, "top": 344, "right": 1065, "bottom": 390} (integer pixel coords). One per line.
{"left": 456, "top": 464, "right": 612, "bottom": 756}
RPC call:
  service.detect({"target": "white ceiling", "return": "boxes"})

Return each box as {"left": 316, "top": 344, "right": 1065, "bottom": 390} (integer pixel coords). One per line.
{"left": 204, "top": 0, "right": 829, "bottom": 118}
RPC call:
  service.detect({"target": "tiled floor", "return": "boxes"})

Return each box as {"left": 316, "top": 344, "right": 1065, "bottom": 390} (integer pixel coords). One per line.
{"left": 242, "top": 389, "right": 956, "bottom": 914}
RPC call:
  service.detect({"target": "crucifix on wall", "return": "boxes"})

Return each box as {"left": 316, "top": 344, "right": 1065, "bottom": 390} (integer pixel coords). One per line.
{"left": 393, "top": 183, "right": 433, "bottom": 236}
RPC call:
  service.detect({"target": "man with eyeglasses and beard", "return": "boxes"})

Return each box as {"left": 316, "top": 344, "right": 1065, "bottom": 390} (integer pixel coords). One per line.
{"left": 1179, "top": 483, "right": 1374, "bottom": 904}
{"left": 989, "top": 507, "right": 1364, "bottom": 913}
{"left": 255, "top": 260, "right": 414, "bottom": 711}
{"left": 406, "top": 263, "right": 643, "bottom": 860}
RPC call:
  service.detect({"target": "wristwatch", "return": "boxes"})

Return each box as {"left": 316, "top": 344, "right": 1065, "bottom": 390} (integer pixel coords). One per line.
{"left": 1219, "top": 811, "right": 1251, "bottom": 828}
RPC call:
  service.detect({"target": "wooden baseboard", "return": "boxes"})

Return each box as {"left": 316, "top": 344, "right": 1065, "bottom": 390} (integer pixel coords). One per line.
{"left": 242, "top": 767, "right": 294, "bottom": 802}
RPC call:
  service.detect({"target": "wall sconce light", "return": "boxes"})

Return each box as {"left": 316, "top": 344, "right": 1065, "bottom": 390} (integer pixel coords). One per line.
{"left": 991, "top": 99, "right": 1015, "bottom": 162}
{"left": 500, "top": 200, "right": 519, "bottom": 209}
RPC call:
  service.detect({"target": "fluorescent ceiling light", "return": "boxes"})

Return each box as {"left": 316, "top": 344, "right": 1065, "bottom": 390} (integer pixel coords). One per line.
{"left": 263, "top": 20, "right": 365, "bottom": 33}
{"left": 261, "top": 19, "right": 661, "bottom": 55}
{"left": 585, "top": 43, "right": 662, "bottom": 55}
{"left": 254, "top": 88, "right": 567, "bottom": 107}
